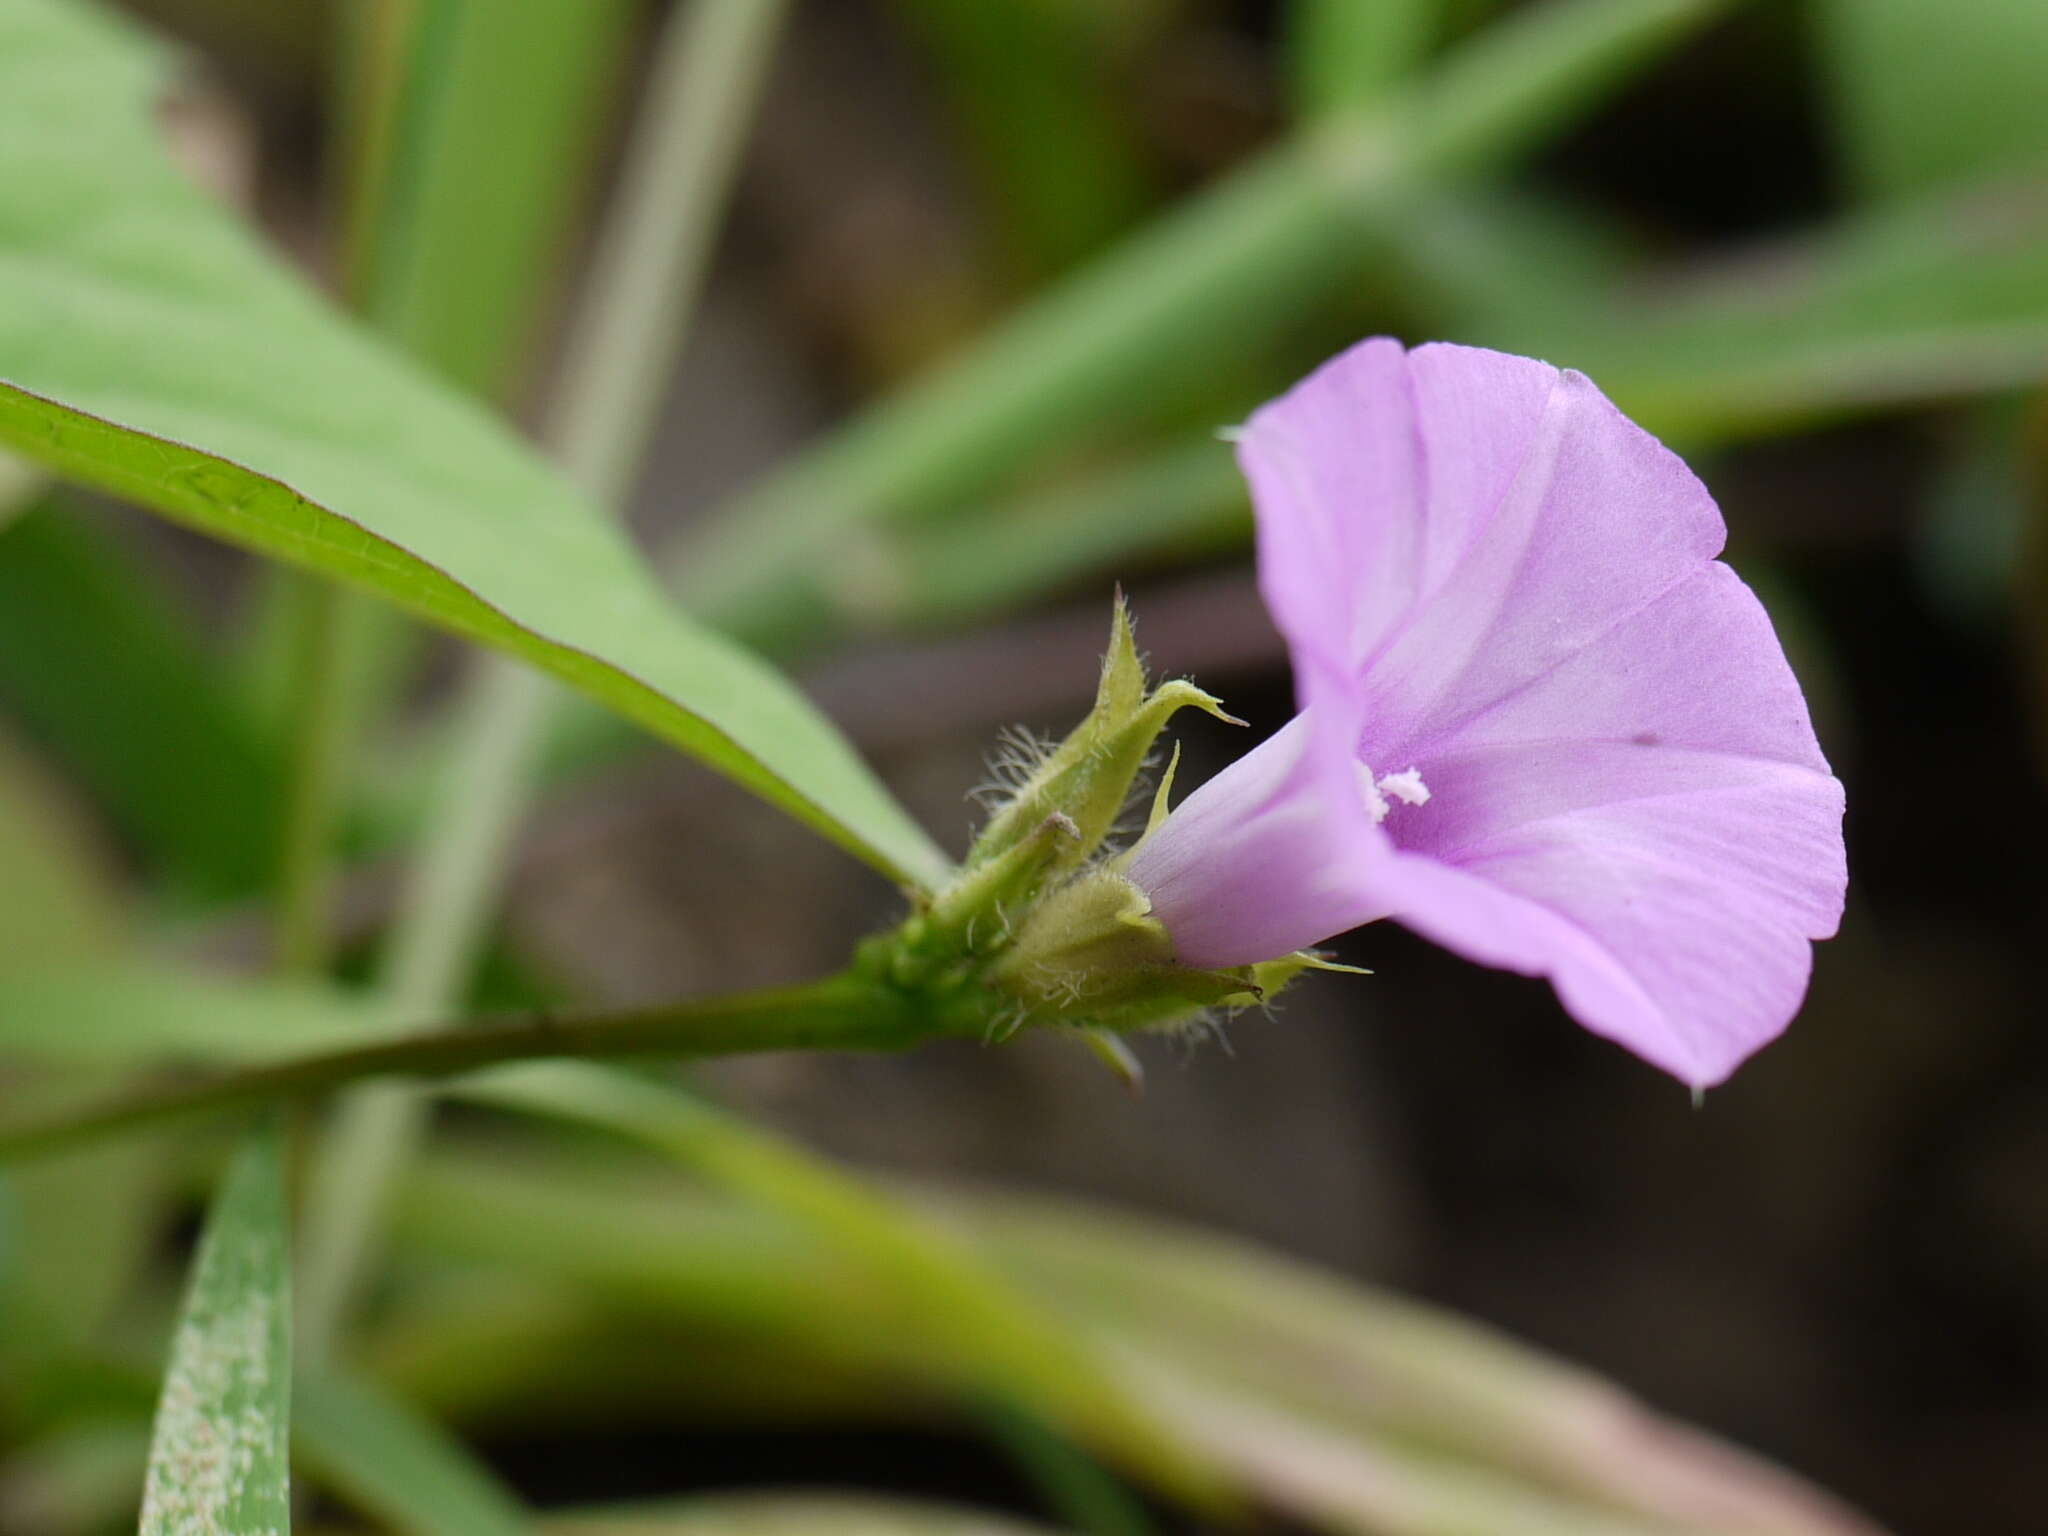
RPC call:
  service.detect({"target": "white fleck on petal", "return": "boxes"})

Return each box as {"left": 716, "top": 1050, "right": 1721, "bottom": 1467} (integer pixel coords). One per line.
{"left": 1377, "top": 767, "right": 1431, "bottom": 807}
{"left": 1354, "top": 763, "right": 1392, "bottom": 825}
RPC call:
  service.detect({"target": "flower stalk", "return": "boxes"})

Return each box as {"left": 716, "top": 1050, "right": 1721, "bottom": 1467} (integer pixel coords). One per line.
{"left": 0, "top": 605, "right": 1339, "bottom": 1165}
{"left": 0, "top": 976, "right": 924, "bottom": 1163}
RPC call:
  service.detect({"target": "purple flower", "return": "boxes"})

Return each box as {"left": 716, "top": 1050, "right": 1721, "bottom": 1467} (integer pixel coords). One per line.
{"left": 1125, "top": 339, "right": 1847, "bottom": 1087}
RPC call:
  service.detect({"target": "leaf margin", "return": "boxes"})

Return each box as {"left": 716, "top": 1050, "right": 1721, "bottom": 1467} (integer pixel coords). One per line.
{"left": 0, "top": 380, "right": 949, "bottom": 890}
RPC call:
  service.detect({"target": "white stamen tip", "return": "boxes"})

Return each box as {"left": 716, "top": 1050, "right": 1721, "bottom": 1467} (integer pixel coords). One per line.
{"left": 1354, "top": 763, "right": 1391, "bottom": 824}
{"left": 1215, "top": 423, "right": 1245, "bottom": 443}
{"left": 1377, "top": 768, "right": 1430, "bottom": 807}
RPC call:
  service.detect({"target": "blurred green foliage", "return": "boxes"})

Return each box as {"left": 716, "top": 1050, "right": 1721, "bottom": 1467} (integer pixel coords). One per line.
{"left": 1813, "top": 0, "right": 2048, "bottom": 201}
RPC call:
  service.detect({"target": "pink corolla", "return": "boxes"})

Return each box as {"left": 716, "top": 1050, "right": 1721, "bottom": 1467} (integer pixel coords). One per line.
{"left": 1124, "top": 339, "right": 1847, "bottom": 1087}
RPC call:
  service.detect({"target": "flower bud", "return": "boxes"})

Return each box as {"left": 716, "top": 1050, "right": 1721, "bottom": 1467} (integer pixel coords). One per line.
{"left": 870, "top": 600, "right": 1329, "bottom": 1050}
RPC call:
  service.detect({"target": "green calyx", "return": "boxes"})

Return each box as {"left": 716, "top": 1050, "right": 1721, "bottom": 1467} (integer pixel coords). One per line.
{"left": 968, "top": 598, "right": 1239, "bottom": 879}
{"left": 859, "top": 601, "right": 1343, "bottom": 1049}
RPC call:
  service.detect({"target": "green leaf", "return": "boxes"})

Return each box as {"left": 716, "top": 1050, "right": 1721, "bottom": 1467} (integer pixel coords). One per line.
{"left": 1813, "top": 0, "right": 2048, "bottom": 201}
{"left": 1916, "top": 394, "right": 2033, "bottom": 624}
{"left": 1396, "top": 172, "right": 2048, "bottom": 443}
{"left": 1287, "top": 0, "right": 1440, "bottom": 118}
{"left": 388, "top": 1155, "right": 1877, "bottom": 1536}
{"left": 0, "top": 0, "right": 947, "bottom": 890}
{"left": 139, "top": 1122, "right": 292, "bottom": 1536}
{"left": 0, "top": 446, "right": 37, "bottom": 525}
{"left": 963, "top": 1196, "right": 1877, "bottom": 1536}
{"left": 296, "top": 1372, "right": 530, "bottom": 1536}
{"left": 232, "top": 0, "right": 640, "bottom": 873}
{"left": 837, "top": 437, "right": 1246, "bottom": 633}
{"left": 456, "top": 1063, "right": 1228, "bottom": 1514}
{"left": 0, "top": 1137, "right": 165, "bottom": 1384}
{"left": 1595, "top": 184, "right": 2048, "bottom": 442}
{"left": 349, "top": 0, "right": 634, "bottom": 397}
{"left": 0, "top": 497, "right": 286, "bottom": 897}
{"left": 544, "top": 1495, "right": 1059, "bottom": 1535}
{"left": 0, "top": 725, "right": 125, "bottom": 968}
{"left": 890, "top": 0, "right": 1152, "bottom": 279}
{"left": 0, "top": 1127, "right": 161, "bottom": 1371}
{"left": 0, "top": 1422, "right": 151, "bottom": 1534}
{"left": 0, "top": 738, "right": 164, "bottom": 1375}
{"left": 0, "top": 968, "right": 375, "bottom": 1067}
{"left": 0, "top": 1060, "right": 167, "bottom": 1378}
{"left": 976, "top": 1397, "right": 1157, "bottom": 1536}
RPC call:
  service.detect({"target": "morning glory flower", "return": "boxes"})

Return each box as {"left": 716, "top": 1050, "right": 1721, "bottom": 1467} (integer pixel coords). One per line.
{"left": 1123, "top": 339, "right": 1847, "bottom": 1087}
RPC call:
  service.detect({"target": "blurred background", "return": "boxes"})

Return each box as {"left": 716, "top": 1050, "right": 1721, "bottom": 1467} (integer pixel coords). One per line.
{"left": 4, "top": 0, "right": 2047, "bottom": 1532}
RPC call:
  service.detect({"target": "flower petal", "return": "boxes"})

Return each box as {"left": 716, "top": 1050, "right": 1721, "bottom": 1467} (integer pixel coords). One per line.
{"left": 1240, "top": 339, "right": 1727, "bottom": 761}
{"left": 1125, "top": 716, "right": 1393, "bottom": 969}
{"left": 1369, "top": 744, "right": 1846, "bottom": 1086}
{"left": 1401, "top": 561, "right": 1834, "bottom": 772}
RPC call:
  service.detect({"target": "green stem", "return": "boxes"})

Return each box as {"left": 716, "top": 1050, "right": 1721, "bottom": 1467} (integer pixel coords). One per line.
{"left": 260, "top": 0, "right": 452, "bottom": 982}
{"left": 544, "top": 0, "right": 790, "bottom": 495}
{"left": 1286, "top": 0, "right": 1437, "bottom": 119}
{"left": 843, "top": 434, "right": 1246, "bottom": 635}
{"left": 294, "top": 660, "right": 556, "bottom": 1357}
{"left": 383, "top": 662, "right": 559, "bottom": 1014}
{"left": 979, "top": 1397, "right": 1159, "bottom": 1536}
{"left": 271, "top": 577, "right": 349, "bottom": 976}
{"left": 0, "top": 974, "right": 928, "bottom": 1165}
{"left": 296, "top": 0, "right": 792, "bottom": 1362}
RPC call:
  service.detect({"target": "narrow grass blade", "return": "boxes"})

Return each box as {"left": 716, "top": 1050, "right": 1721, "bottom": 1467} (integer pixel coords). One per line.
{"left": 295, "top": 1372, "right": 529, "bottom": 1536}
{"left": 139, "top": 1122, "right": 292, "bottom": 1536}
{"left": 1813, "top": 0, "right": 2048, "bottom": 201}
{"left": 544, "top": 1495, "right": 1058, "bottom": 1535}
